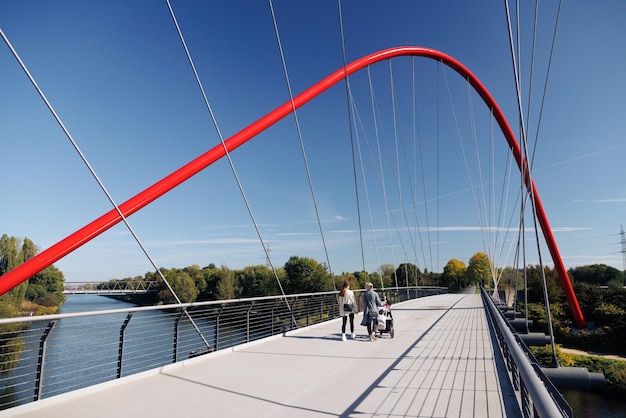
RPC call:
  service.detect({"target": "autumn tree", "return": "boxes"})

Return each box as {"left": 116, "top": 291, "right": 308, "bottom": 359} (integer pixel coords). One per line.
{"left": 441, "top": 258, "right": 466, "bottom": 290}
{"left": 334, "top": 272, "right": 360, "bottom": 293}
{"left": 466, "top": 252, "right": 492, "bottom": 287}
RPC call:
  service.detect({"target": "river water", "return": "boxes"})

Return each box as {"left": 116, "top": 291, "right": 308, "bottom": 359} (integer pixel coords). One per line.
{"left": 4, "top": 294, "right": 626, "bottom": 416}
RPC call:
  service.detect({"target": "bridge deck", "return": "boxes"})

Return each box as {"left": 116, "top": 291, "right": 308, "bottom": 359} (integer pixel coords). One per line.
{"left": 6, "top": 293, "right": 521, "bottom": 418}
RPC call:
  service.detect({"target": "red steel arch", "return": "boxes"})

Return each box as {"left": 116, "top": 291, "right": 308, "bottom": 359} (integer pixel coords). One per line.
{"left": 0, "top": 46, "right": 585, "bottom": 328}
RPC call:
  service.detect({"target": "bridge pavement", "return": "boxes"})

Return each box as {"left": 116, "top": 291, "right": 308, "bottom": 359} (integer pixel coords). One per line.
{"left": 6, "top": 292, "right": 521, "bottom": 418}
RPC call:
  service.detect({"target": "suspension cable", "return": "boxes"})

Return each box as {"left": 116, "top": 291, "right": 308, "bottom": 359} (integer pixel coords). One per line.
{"left": 436, "top": 63, "right": 441, "bottom": 286}
{"left": 504, "top": 0, "right": 529, "bottom": 166}
{"left": 268, "top": 0, "right": 336, "bottom": 292}
{"left": 525, "top": 0, "right": 539, "bottom": 145}
{"left": 388, "top": 60, "right": 422, "bottom": 283}
{"left": 166, "top": 0, "right": 293, "bottom": 318}
{"left": 348, "top": 91, "right": 384, "bottom": 287}
{"left": 527, "top": 2, "right": 565, "bottom": 364}
{"left": 337, "top": 0, "right": 367, "bottom": 276}
{"left": 369, "top": 70, "right": 399, "bottom": 288}
{"left": 414, "top": 57, "right": 435, "bottom": 274}
{"left": 529, "top": 0, "right": 562, "bottom": 169}
{"left": 504, "top": 0, "right": 564, "bottom": 364}
{"left": 394, "top": 60, "right": 427, "bottom": 279}
{"left": 440, "top": 67, "right": 489, "bottom": 258}
{"left": 0, "top": 25, "right": 212, "bottom": 350}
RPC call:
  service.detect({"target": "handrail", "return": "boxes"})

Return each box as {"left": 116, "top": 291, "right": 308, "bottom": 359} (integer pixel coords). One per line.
{"left": 0, "top": 286, "right": 446, "bottom": 410}
{"left": 481, "top": 288, "right": 571, "bottom": 418}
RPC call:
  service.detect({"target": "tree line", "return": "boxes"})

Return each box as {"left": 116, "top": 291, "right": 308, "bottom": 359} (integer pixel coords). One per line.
{"left": 103, "top": 252, "right": 498, "bottom": 305}
{"left": 0, "top": 234, "right": 66, "bottom": 316}
{"left": 102, "top": 256, "right": 437, "bottom": 305}
{"left": 514, "top": 263, "right": 626, "bottom": 356}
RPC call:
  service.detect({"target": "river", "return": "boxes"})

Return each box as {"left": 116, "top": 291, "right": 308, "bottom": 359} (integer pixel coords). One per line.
{"left": 4, "top": 295, "right": 626, "bottom": 416}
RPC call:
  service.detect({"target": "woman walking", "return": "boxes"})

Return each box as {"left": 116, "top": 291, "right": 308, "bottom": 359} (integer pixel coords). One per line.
{"left": 338, "top": 281, "right": 358, "bottom": 341}
{"left": 361, "top": 282, "right": 384, "bottom": 341}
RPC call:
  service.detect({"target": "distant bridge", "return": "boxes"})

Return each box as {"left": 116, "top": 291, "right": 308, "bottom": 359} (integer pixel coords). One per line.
{"left": 63, "top": 281, "right": 157, "bottom": 294}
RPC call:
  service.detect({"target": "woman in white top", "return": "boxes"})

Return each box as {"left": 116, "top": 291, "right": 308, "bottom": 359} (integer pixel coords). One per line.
{"left": 338, "top": 280, "right": 359, "bottom": 341}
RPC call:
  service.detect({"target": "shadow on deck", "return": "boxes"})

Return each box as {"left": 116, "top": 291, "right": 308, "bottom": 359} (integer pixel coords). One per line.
{"left": 6, "top": 293, "right": 521, "bottom": 418}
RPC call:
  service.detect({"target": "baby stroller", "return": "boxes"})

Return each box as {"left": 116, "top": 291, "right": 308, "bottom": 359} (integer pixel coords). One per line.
{"left": 376, "top": 300, "right": 394, "bottom": 338}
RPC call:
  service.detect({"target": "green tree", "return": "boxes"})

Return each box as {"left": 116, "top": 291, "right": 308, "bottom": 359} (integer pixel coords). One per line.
{"left": 26, "top": 265, "right": 66, "bottom": 306}
{"left": 283, "top": 256, "right": 332, "bottom": 294}
{"left": 441, "top": 258, "right": 466, "bottom": 290}
{"left": 466, "top": 252, "right": 492, "bottom": 287}
{"left": 198, "top": 264, "right": 223, "bottom": 300}
{"left": 155, "top": 268, "right": 199, "bottom": 303}
{"left": 21, "top": 238, "right": 38, "bottom": 263}
{"left": 395, "top": 263, "right": 422, "bottom": 286}
{"left": 368, "top": 271, "right": 384, "bottom": 288}
{"left": 498, "top": 266, "right": 522, "bottom": 304}
{"left": 0, "top": 234, "right": 65, "bottom": 308}
{"left": 237, "top": 264, "right": 278, "bottom": 297}
{"left": 0, "top": 234, "right": 27, "bottom": 302}
{"left": 422, "top": 268, "right": 441, "bottom": 286}
{"left": 379, "top": 264, "right": 396, "bottom": 288}
{"left": 215, "top": 266, "right": 238, "bottom": 300}
{"left": 0, "top": 234, "right": 21, "bottom": 274}
{"left": 184, "top": 264, "right": 207, "bottom": 298}
{"left": 570, "top": 264, "right": 624, "bottom": 286}
{"left": 334, "top": 272, "right": 360, "bottom": 292}
{"left": 525, "top": 264, "right": 562, "bottom": 304}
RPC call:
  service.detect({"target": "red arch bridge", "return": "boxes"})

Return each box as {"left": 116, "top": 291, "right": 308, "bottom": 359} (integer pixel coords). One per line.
{"left": 0, "top": 31, "right": 601, "bottom": 417}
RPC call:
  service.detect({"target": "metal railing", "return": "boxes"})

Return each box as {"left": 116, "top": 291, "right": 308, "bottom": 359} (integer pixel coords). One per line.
{"left": 0, "top": 286, "right": 446, "bottom": 410}
{"left": 481, "top": 287, "right": 573, "bottom": 418}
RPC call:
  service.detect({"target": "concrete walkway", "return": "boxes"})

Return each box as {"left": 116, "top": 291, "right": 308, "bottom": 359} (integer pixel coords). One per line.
{"left": 5, "top": 293, "right": 520, "bottom": 417}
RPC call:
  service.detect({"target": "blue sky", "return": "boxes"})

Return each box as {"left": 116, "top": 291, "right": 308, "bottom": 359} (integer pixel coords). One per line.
{"left": 1, "top": 1, "right": 626, "bottom": 283}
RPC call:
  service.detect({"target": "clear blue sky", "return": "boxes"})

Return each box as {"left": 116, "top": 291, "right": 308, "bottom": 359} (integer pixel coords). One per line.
{"left": 1, "top": 1, "right": 626, "bottom": 283}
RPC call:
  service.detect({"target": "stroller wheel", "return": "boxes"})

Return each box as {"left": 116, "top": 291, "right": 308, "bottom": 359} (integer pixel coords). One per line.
{"left": 390, "top": 326, "right": 395, "bottom": 338}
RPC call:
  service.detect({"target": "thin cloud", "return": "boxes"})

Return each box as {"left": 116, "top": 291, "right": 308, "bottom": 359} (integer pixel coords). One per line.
{"left": 573, "top": 198, "right": 626, "bottom": 203}
{"left": 538, "top": 143, "right": 626, "bottom": 170}
{"left": 148, "top": 238, "right": 259, "bottom": 246}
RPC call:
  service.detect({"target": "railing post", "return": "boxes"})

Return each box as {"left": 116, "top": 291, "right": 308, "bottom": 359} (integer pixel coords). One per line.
{"left": 34, "top": 321, "right": 55, "bottom": 401}
{"left": 306, "top": 295, "right": 313, "bottom": 327}
{"left": 246, "top": 302, "right": 254, "bottom": 343}
{"left": 173, "top": 309, "right": 185, "bottom": 363}
{"left": 117, "top": 313, "right": 133, "bottom": 378}
{"left": 215, "top": 304, "right": 224, "bottom": 351}
{"left": 271, "top": 300, "right": 277, "bottom": 335}
{"left": 289, "top": 297, "right": 297, "bottom": 330}
{"left": 320, "top": 297, "right": 324, "bottom": 324}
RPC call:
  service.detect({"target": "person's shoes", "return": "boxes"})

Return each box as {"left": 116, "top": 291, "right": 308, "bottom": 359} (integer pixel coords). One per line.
{"left": 351, "top": 332, "right": 356, "bottom": 339}
{"left": 370, "top": 334, "right": 377, "bottom": 342}
{"left": 342, "top": 333, "right": 347, "bottom": 341}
